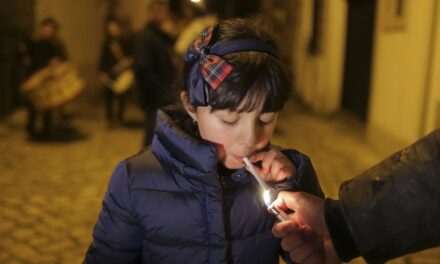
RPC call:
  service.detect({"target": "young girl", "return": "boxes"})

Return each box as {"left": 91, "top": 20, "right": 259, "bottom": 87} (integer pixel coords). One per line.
{"left": 84, "top": 18, "right": 323, "bottom": 264}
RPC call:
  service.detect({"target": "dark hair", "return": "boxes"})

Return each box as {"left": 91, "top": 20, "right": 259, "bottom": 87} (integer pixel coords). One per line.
{"left": 179, "top": 18, "right": 291, "bottom": 113}
{"left": 41, "top": 17, "right": 59, "bottom": 30}
{"left": 105, "top": 16, "right": 121, "bottom": 25}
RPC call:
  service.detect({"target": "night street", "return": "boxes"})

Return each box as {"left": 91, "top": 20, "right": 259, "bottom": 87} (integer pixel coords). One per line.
{"left": 0, "top": 98, "right": 438, "bottom": 263}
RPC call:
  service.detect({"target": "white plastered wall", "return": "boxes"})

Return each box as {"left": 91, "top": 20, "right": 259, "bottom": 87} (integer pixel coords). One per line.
{"left": 117, "top": 0, "right": 149, "bottom": 31}
{"left": 367, "top": 0, "right": 437, "bottom": 153}
{"left": 291, "top": 0, "right": 348, "bottom": 114}
{"left": 423, "top": 2, "right": 440, "bottom": 135}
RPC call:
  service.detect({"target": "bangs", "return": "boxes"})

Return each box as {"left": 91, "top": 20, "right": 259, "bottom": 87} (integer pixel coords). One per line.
{"left": 208, "top": 53, "right": 290, "bottom": 113}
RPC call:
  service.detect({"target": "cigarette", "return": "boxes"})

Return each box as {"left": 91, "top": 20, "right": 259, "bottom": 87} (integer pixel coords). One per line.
{"left": 243, "top": 157, "right": 270, "bottom": 190}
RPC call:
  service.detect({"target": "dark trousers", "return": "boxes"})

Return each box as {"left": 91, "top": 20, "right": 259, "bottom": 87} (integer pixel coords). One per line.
{"left": 26, "top": 103, "right": 52, "bottom": 137}
{"left": 104, "top": 89, "right": 125, "bottom": 122}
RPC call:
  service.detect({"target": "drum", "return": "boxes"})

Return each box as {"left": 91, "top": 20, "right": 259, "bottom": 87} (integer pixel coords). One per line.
{"left": 111, "top": 69, "right": 134, "bottom": 95}
{"left": 21, "top": 62, "right": 84, "bottom": 111}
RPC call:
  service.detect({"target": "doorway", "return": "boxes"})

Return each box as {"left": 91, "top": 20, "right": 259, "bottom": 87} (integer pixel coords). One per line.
{"left": 341, "top": 0, "right": 377, "bottom": 121}
{"left": 0, "top": 0, "right": 34, "bottom": 119}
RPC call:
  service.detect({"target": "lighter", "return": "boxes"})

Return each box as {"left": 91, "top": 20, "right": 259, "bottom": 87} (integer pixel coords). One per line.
{"left": 243, "top": 157, "right": 289, "bottom": 221}
{"left": 264, "top": 189, "right": 289, "bottom": 221}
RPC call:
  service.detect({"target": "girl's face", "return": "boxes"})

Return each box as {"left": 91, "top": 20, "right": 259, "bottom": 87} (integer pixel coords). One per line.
{"left": 193, "top": 104, "right": 278, "bottom": 169}
{"left": 107, "top": 21, "right": 120, "bottom": 37}
{"left": 40, "top": 25, "right": 56, "bottom": 39}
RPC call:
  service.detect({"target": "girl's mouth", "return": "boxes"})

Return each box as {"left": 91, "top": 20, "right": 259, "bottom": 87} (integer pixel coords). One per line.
{"left": 232, "top": 155, "right": 244, "bottom": 162}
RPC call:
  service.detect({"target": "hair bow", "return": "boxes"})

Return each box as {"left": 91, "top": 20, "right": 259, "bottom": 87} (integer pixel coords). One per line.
{"left": 184, "top": 26, "right": 233, "bottom": 106}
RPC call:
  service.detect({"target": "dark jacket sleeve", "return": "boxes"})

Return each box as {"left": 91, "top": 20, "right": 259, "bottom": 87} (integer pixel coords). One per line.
{"left": 276, "top": 149, "right": 324, "bottom": 264}
{"left": 324, "top": 199, "right": 360, "bottom": 262}
{"left": 83, "top": 161, "right": 143, "bottom": 264}
{"left": 133, "top": 28, "right": 163, "bottom": 109}
{"left": 275, "top": 149, "right": 324, "bottom": 198}
{"left": 134, "top": 25, "right": 176, "bottom": 109}
{"left": 98, "top": 41, "right": 112, "bottom": 74}
{"left": 133, "top": 29, "right": 161, "bottom": 90}
{"left": 338, "top": 129, "right": 440, "bottom": 263}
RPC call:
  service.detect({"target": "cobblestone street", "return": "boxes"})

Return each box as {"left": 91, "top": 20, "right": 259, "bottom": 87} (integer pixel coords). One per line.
{"left": 0, "top": 98, "right": 438, "bottom": 263}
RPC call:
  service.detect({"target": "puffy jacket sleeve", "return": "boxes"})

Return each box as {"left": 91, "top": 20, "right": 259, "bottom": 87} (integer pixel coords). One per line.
{"left": 276, "top": 149, "right": 324, "bottom": 264}
{"left": 274, "top": 149, "right": 324, "bottom": 198}
{"left": 339, "top": 129, "right": 440, "bottom": 263}
{"left": 83, "top": 161, "right": 143, "bottom": 264}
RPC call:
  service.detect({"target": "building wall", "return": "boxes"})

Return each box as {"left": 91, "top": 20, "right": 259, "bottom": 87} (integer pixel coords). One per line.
{"left": 290, "top": 0, "right": 348, "bottom": 114}
{"left": 118, "top": 0, "right": 149, "bottom": 31}
{"left": 367, "top": 0, "right": 438, "bottom": 152}
{"left": 290, "top": 0, "right": 440, "bottom": 155}
{"left": 424, "top": 2, "right": 440, "bottom": 134}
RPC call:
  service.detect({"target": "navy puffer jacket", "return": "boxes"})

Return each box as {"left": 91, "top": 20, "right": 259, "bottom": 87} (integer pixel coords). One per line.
{"left": 84, "top": 109, "right": 324, "bottom": 264}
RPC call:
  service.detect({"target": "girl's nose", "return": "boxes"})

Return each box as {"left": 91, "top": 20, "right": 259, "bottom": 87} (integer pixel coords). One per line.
{"left": 239, "top": 122, "right": 260, "bottom": 147}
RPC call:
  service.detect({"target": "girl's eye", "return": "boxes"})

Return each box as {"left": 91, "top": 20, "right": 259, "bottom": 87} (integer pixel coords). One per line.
{"left": 259, "top": 119, "right": 274, "bottom": 125}
{"left": 222, "top": 119, "right": 238, "bottom": 125}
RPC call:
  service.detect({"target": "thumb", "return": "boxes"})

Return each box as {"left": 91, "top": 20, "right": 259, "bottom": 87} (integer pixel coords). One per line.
{"left": 274, "top": 191, "right": 327, "bottom": 234}
{"left": 273, "top": 191, "right": 302, "bottom": 212}
{"left": 272, "top": 219, "right": 299, "bottom": 238}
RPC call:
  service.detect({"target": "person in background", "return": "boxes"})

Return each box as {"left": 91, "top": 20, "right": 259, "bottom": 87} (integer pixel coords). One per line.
{"left": 83, "top": 18, "right": 324, "bottom": 263}
{"left": 98, "top": 16, "right": 134, "bottom": 127}
{"left": 174, "top": 1, "right": 218, "bottom": 56}
{"left": 21, "top": 17, "right": 67, "bottom": 139}
{"left": 272, "top": 129, "right": 440, "bottom": 264}
{"left": 133, "top": 0, "right": 177, "bottom": 146}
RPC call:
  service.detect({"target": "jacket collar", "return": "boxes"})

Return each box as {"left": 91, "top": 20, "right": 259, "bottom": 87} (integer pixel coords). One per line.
{"left": 152, "top": 109, "right": 219, "bottom": 186}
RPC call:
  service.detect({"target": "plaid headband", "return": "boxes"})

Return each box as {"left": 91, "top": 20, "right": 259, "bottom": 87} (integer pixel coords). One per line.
{"left": 184, "top": 25, "right": 278, "bottom": 107}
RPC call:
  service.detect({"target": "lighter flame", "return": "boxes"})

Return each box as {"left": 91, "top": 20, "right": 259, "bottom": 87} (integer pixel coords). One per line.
{"left": 263, "top": 189, "right": 271, "bottom": 207}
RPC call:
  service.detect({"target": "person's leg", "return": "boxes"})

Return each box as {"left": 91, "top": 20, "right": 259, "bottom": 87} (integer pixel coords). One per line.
{"left": 105, "top": 88, "right": 114, "bottom": 121}
{"left": 26, "top": 103, "right": 37, "bottom": 138}
{"left": 42, "top": 110, "right": 52, "bottom": 136}
{"left": 117, "top": 93, "right": 126, "bottom": 124}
